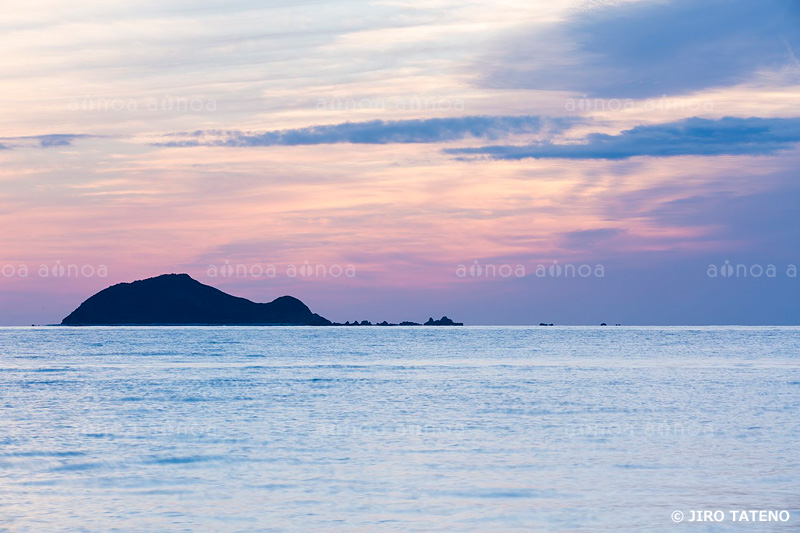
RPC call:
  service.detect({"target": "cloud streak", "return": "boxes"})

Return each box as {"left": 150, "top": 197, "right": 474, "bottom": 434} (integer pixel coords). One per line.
{"left": 560, "top": 228, "right": 626, "bottom": 250}
{"left": 482, "top": 0, "right": 800, "bottom": 98}
{"left": 158, "top": 115, "right": 572, "bottom": 147}
{"left": 0, "top": 134, "right": 93, "bottom": 149}
{"left": 446, "top": 117, "right": 800, "bottom": 160}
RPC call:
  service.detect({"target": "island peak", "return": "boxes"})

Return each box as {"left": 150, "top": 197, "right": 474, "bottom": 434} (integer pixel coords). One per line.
{"left": 61, "top": 273, "right": 330, "bottom": 326}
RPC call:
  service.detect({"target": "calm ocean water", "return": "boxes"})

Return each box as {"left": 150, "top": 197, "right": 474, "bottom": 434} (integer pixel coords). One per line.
{"left": 0, "top": 326, "right": 798, "bottom": 531}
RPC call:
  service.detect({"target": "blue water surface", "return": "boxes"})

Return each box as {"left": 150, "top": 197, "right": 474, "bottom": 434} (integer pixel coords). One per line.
{"left": 1, "top": 326, "right": 798, "bottom": 531}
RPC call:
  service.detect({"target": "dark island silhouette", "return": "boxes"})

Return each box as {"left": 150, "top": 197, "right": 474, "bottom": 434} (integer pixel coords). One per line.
{"left": 61, "top": 273, "right": 462, "bottom": 326}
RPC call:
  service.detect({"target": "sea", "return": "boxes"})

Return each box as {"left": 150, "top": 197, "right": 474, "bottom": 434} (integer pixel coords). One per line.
{"left": 0, "top": 326, "right": 798, "bottom": 532}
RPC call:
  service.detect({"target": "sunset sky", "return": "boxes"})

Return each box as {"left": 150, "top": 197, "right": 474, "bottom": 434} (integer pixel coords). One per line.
{"left": 2, "top": 0, "right": 799, "bottom": 325}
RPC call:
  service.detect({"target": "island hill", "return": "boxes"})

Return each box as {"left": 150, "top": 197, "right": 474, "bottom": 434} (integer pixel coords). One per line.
{"left": 61, "top": 273, "right": 462, "bottom": 326}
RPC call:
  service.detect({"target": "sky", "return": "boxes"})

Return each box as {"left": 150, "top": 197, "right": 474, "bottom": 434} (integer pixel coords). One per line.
{"left": 1, "top": 0, "right": 799, "bottom": 325}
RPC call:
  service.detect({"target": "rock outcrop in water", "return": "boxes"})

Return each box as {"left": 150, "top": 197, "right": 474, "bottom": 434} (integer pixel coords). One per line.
{"left": 61, "top": 273, "right": 465, "bottom": 326}
{"left": 332, "top": 318, "right": 461, "bottom": 326}
{"left": 424, "top": 316, "right": 463, "bottom": 326}
{"left": 61, "top": 273, "right": 331, "bottom": 325}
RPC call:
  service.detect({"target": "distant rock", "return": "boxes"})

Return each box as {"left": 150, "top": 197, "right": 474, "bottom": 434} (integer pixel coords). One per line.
{"left": 61, "top": 273, "right": 331, "bottom": 326}
{"left": 424, "top": 316, "right": 463, "bottom": 326}
{"left": 330, "top": 317, "right": 463, "bottom": 326}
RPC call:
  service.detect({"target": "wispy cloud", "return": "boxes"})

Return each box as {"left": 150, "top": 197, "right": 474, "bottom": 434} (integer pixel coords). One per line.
{"left": 482, "top": 0, "right": 800, "bottom": 98}
{"left": 446, "top": 117, "right": 800, "bottom": 160}
{"left": 560, "top": 228, "right": 626, "bottom": 250}
{"left": 157, "top": 115, "right": 573, "bottom": 147}
{"left": 0, "top": 134, "right": 93, "bottom": 149}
